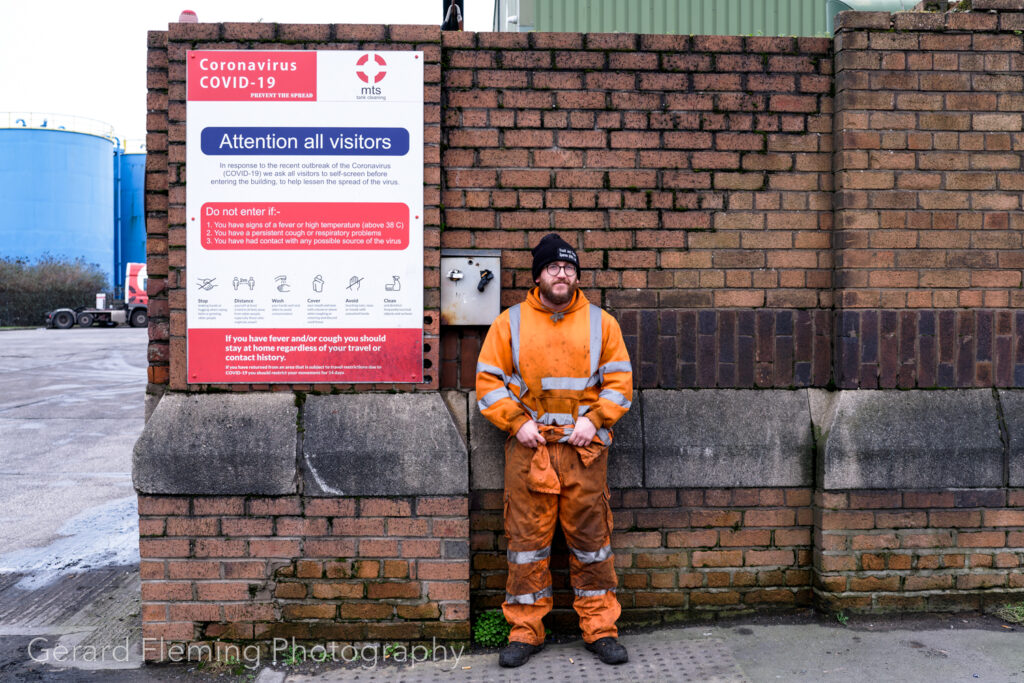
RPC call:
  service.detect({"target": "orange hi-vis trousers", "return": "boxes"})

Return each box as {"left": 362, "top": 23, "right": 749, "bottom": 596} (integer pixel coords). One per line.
{"left": 501, "top": 429, "right": 620, "bottom": 646}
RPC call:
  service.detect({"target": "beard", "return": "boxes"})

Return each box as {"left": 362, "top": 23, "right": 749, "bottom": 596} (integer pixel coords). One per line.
{"left": 538, "top": 278, "right": 577, "bottom": 307}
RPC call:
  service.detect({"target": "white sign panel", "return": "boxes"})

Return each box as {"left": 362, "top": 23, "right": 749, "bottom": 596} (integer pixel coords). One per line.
{"left": 186, "top": 50, "right": 424, "bottom": 383}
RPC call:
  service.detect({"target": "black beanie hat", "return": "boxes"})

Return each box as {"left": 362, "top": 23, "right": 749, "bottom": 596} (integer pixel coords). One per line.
{"left": 531, "top": 233, "right": 579, "bottom": 281}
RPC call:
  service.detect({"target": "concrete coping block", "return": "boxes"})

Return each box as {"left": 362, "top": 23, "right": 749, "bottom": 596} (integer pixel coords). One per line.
{"left": 133, "top": 393, "right": 298, "bottom": 495}
{"left": 167, "top": 22, "right": 221, "bottom": 41}
{"left": 531, "top": 32, "right": 586, "bottom": 50}
{"left": 468, "top": 390, "right": 506, "bottom": 491}
{"left": 302, "top": 393, "right": 467, "bottom": 496}
{"left": 609, "top": 392, "right": 644, "bottom": 489}
{"left": 996, "top": 390, "right": 1024, "bottom": 486}
{"left": 834, "top": 11, "right": 893, "bottom": 31}
{"left": 441, "top": 390, "right": 469, "bottom": 445}
{"left": 388, "top": 24, "right": 443, "bottom": 43}
{"left": 945, "top": 11, "right": 1000, "bottom": 29}
{"left": 892, "top": 11, "right": 947, "bottom": 31}
{"left": 973, "top": 0, "right": 1024, "bottom": 11}
{"left": 644, "top": 390, "right": 813, "bottom": 488}
{"left": 584, "top": 33, "right": 640, "bottom": 50}
{"left": 819, "top": 390, "right": 1003, "bottom": 490}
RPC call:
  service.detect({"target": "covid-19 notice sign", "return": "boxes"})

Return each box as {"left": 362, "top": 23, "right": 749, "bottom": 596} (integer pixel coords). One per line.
{"left": 185, "top": 50, "right": 424, "bottom": 383}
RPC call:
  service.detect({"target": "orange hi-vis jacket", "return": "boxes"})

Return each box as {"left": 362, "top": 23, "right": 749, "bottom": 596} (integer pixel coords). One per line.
{"left": 476, "top": 288, "right": 633, "bottom": 442}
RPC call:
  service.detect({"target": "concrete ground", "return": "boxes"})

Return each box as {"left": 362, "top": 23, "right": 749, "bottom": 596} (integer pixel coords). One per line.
{"left": 0, "top": 327, "right": 145, "bottom": 556}
{"left": 0, "top": 327, "right": 147, "bottom": 679}
{"left": 1, "top": 326, "right": 1022, "bottom": 682}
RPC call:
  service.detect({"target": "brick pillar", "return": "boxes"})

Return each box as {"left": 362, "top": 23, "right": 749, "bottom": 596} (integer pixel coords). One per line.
{"left": 832, "top": 6, "right": 1024, "bottom": 388}
{"left": 145, "top": 30, "right": 170, "bottom": 395}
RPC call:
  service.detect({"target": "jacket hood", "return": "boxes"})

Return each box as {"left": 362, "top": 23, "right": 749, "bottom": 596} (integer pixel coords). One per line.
{"left": 525, "top": 286, "right": 589, "bottom": 315}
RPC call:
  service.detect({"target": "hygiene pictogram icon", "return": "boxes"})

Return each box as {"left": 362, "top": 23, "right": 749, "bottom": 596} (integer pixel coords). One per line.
{"left": 232, "top": 276, "right": 255, "bottom": 291}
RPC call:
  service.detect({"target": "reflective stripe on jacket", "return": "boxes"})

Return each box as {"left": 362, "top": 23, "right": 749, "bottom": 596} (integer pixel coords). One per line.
{"left": 476, "top": 288, "right": 633, "bottom": 442}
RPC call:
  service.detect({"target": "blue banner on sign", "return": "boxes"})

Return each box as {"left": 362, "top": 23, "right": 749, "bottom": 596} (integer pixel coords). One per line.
{"left": 200, "top": 127, "right": 410, "bottom": 155}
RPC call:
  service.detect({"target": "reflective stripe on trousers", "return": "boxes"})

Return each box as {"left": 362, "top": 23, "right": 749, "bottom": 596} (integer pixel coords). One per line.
{"left": 506, "top": 585, "right": 553, "bottom": 605}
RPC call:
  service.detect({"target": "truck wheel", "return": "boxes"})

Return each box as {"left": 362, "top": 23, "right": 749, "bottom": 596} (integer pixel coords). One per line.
{"left": 130, "top": 310, "right": 148, "bottom": 327}
{"left": 52, "top": 311, "right": 74, "bottom": 329}
{"left": 77, "top": 313, "right": 94, "bottom": 327}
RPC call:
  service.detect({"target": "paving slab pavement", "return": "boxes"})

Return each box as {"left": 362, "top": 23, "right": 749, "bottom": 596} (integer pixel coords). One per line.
{"left": 249, "top": 614, "right": 1024, "bottom": 683}
{"left": 3, "top": 614, "right": 1022, "bottom": 682}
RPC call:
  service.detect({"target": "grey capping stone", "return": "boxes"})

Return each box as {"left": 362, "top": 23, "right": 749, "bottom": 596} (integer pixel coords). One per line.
{"left": 808, "top": 388, "right": 840, "bottom": 475}
{"left": 997, "top": 390, "right": 1024, "bottom": 486}
{"left": 441, "top": 390, "right": 469, "bottom": 445}
{"left": 644, "top": 390, "right": 813, "bottom": 488}
{"left": 302, "top": 394, "right": 467, "bottom": 496}
{"left": 821, "top": 390, "right": 1002, "bottom": 490}
{"left": 608, "top": 392, "right": 643, "bottom": 489}
{"left": 468, "top": 390, "right": 505, "bottom": 490}
{"left": 144, "top": 386, "right": 166, "bottom": 423}
{"left": 468, "top": 391, "right": 643, "bottom": 490}
{"left": 133, "top": 393, "right": 298, "bottom": 495}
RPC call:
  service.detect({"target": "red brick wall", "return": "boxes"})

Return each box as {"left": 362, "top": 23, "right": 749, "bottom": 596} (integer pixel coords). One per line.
{"left": 148, "top": 12, "right": 1024, "bottom": 393}
{"left": 443, "top": 310, "right": 833, "bottom": 389}
{"left": 436, "top": 13, "right": 1024, "bottom": 390}
{"left": 138, "top": 494, "right": 469, "bottom": 658}
{"left": 439, "top": 32, "right": 834, "bottom": 311}
{"left": 435, "top": 31, "right": 834, "bottom": 389}
{"left": 472, "top": 487, "right": 813, "bottom": 627}
{"left": 816, "top": 489, "right": 1024, "bottom": 611}
{"left": 836, "top": 309, "right": 1024, "bottom": 388}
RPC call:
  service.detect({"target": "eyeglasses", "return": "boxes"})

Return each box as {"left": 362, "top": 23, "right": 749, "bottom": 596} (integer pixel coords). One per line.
{"left": 545, "top": 263, "right": 577, "bottom": 277}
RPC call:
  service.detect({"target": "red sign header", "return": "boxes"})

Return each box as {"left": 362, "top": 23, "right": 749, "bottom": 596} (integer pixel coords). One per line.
{"left": 187, "top": 51, "right": 317, "bottom": 101}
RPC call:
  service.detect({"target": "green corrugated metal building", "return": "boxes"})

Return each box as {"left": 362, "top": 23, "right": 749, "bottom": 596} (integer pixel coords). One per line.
{"left": 493, "top": 0, "right": 914, "bottom": 36}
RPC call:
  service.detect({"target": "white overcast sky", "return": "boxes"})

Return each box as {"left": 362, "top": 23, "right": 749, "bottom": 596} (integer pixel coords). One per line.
{"left": 0, "top": 0, "right": 494, "bottom": 147}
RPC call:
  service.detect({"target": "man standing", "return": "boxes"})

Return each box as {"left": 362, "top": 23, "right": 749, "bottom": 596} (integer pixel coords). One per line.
{"left": 476, "top": 233, "right": 633, "bottom": 668}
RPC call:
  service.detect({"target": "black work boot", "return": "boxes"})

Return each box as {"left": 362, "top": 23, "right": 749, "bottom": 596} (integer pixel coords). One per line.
{"left": 498, "top": 641, "right": 544, "bottom": 668}
{"left": 585, "top": 637, "right": 628, "bottom": 664}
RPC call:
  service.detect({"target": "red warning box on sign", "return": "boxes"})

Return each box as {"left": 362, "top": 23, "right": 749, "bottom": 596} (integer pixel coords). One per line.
{"left": 200, "top": 202, "right": 410, "bottom": 250}
{"left": 188, "top": 328, "right": 423, "bottom": 383}
{"left": 187, "top": 51, "right": 317, "bottom": 101}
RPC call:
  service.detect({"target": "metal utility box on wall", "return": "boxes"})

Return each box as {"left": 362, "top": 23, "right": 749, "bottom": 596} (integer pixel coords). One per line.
{"left": 440, "top": 249, "right": 501, "bottom": 326}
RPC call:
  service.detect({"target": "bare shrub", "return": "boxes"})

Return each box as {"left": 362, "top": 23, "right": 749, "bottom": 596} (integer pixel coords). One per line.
{"left": 0, "top": 256, "right": 108, "bottom": 326}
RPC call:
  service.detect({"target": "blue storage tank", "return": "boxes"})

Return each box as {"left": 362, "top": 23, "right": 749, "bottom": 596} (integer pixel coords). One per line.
{"left": 114, "top": 151, "right": 147, "bottom": 293}
{"left": 0, "top": 126, "right": 115, "bottom": 286}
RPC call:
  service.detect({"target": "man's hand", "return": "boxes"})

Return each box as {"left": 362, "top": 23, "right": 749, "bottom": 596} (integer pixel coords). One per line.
{"left": 515, "top": 419, "right": 545, "bottom": 448}
{"left": 567, "top": 415, "right": 596, "bottom": 447}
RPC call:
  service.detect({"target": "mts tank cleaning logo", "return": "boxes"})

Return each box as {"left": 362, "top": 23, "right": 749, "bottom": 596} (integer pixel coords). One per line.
{"left": 356, "top": 53, "right": 387, "bottom": 98}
